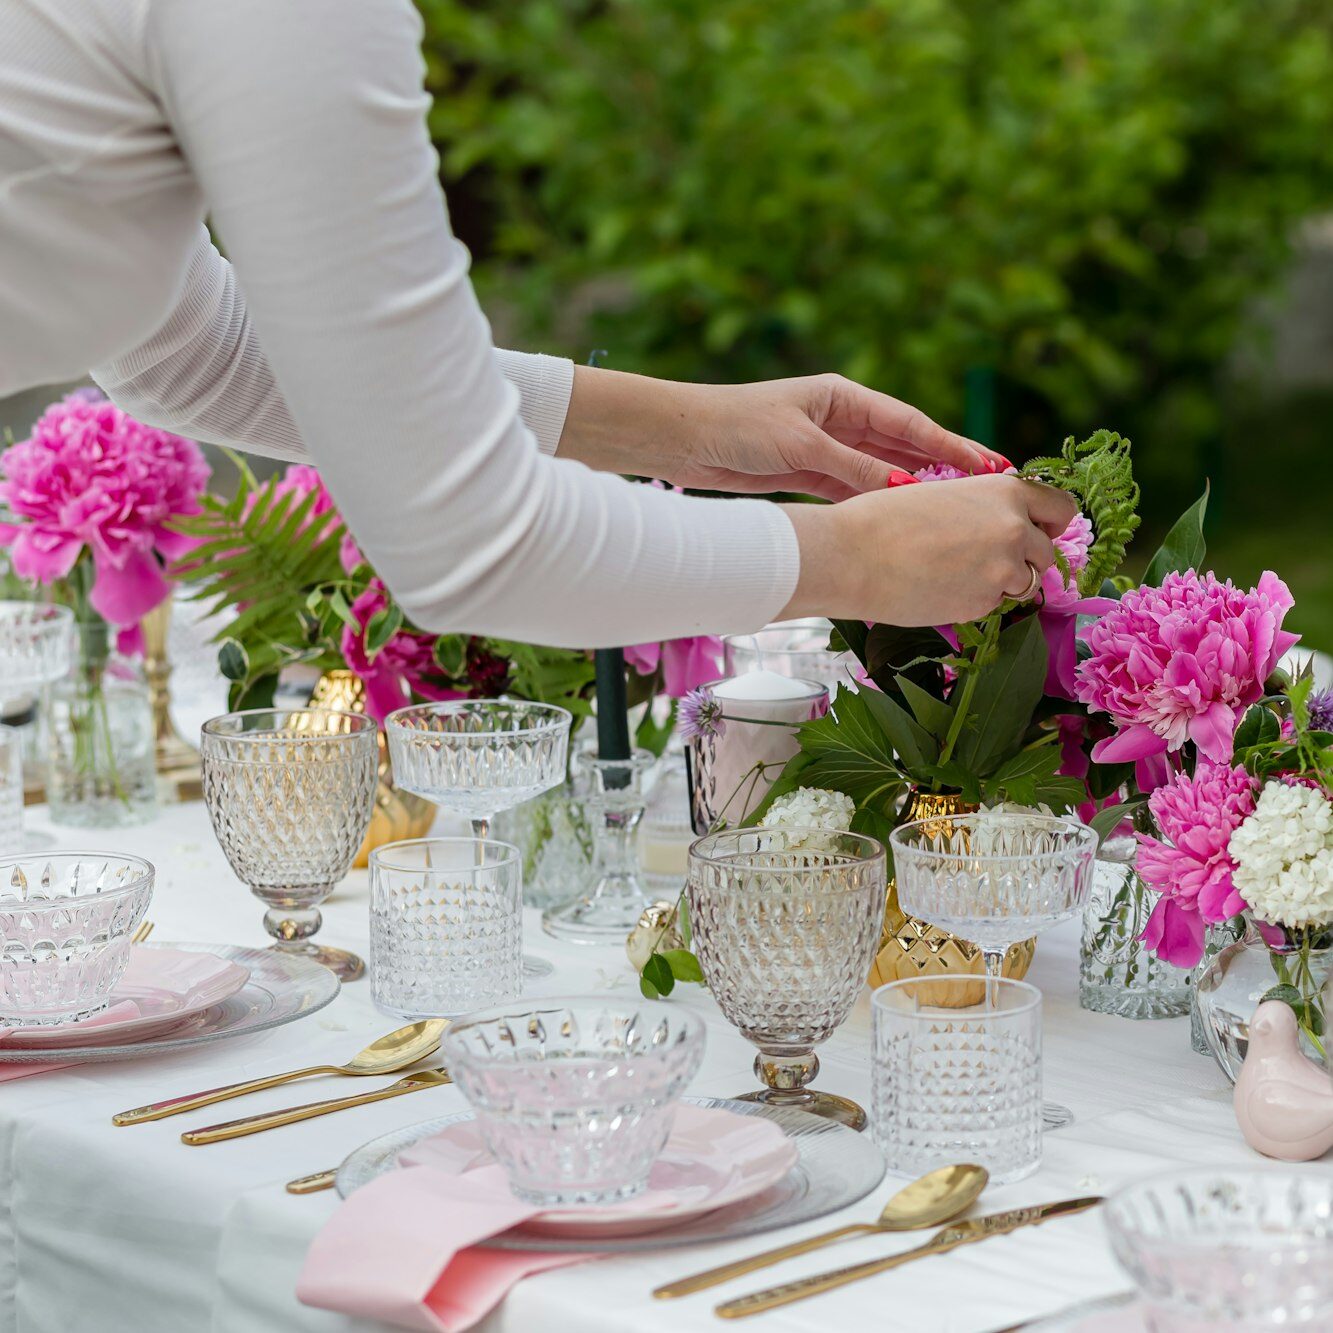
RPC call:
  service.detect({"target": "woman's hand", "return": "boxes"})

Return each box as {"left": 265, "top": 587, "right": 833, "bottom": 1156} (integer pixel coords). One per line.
{"left": 560, "top": 367, "right": 1004, "bottom": 497}
{"left": 782, "top": 475, "right": 1078, "bottom": 627}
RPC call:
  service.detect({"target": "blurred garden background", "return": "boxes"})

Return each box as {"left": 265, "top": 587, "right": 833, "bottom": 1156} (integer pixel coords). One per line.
{"left": 6, "top": 0, "right": 1333, "bottom": 635}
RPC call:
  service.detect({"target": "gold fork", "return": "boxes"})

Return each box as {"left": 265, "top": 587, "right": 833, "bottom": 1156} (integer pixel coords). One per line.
{"left": 130, "top": 920, "right": 155, "bottom": 944}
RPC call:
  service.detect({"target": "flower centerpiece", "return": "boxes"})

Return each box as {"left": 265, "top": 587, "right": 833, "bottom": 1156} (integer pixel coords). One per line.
{"left": 0, "top": 390, "right": 210, "bottom": 824}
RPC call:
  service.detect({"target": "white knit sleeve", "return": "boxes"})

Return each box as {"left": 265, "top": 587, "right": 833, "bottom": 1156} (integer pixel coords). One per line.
{"left": 140, "top": 0, "right": 798, "bottom": 647}
{"left": 92, "top": 230, "right": 576, "bottom": 460}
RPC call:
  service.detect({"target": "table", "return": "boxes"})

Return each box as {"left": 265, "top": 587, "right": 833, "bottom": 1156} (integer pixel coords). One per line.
{"left": 0, "top": 795, "right": 1260, "bottom": 1333}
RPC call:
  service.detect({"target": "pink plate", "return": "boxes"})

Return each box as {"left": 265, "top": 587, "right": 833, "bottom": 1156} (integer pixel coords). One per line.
{"left": 399, "top": 1103, "right": 799, "bottom": 1239}
{"left": 0, "top": 946, "right": 251, "bottom": 1048}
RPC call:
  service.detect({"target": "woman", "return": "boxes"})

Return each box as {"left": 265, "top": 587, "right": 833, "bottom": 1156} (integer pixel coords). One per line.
{"left": 0, "top": 0, "right": 1074, "bottom": 644}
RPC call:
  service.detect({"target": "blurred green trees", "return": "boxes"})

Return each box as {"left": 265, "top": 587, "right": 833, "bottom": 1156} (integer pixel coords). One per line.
{"left": 418, "top": 0, "right": 1333, "bottom": 496}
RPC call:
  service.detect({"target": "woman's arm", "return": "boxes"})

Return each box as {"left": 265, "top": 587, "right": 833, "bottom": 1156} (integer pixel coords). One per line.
{"left": 92, "top": 228, "right": 576, "bottom": 460}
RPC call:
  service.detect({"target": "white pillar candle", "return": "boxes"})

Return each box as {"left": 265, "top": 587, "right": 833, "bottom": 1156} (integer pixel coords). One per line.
{"left": 711, "top": 668, "right": 816, "bottom": 702}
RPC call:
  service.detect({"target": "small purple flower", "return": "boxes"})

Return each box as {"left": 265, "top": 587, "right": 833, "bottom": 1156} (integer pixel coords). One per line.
{"left": 678, "top": 687, "right": 726, "bottom": 741}
{"left": 1308, "top": 688, "right": 1333, "bottom": 735}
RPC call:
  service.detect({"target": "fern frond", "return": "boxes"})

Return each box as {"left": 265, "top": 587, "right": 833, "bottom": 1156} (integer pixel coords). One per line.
{"left": 1021, "top": 429, "right": 1140, "bottom": 592}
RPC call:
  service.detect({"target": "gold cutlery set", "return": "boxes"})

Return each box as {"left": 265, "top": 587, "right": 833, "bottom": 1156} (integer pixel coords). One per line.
{"left": 111, "top": 1019, "right": 451, "bottom": 1156}
{"left": 110, "top": 1010, "right": 1102, "bottom": 1314}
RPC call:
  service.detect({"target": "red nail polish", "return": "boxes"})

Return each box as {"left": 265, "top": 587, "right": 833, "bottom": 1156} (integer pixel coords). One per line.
{"left": 886, "top": 470, "right": 920, "bottom": 487}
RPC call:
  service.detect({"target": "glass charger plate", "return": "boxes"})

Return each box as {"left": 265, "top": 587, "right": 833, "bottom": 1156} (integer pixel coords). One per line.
{"left": 336, "top": 1096, "right": 885, "bottom": 1254}
{"left": 1008, "top": 1295, "right": 1139, "bottom": 1331}
{"left": 0, "top": 943, "right": 339, "bottom": 1062}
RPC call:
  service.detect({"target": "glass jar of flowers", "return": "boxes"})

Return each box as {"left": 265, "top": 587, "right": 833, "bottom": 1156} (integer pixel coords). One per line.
{"left": 0, "top": 390, "right": 211, "bottom": 825}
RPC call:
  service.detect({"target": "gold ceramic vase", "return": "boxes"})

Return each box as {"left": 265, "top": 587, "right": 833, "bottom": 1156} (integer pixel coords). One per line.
{"left": 309, "top": 671, "right": 436, "bottom": 866}
{"left": 868, "top": 789, "right": 1036, "bottom": 1006}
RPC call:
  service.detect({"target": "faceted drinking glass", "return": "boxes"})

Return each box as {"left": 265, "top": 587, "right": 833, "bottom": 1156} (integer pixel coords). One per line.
{"left": 687, "top": 827, "right": 885, "bottom": 1128}
{"left": 369, "top": 837, "right": 523, "bottom": 1017}
{"left": 1106, "top": 1167, "right": 1333, "bottom": 1330}
{"left": 721, "top": 619, "right": 853, "bottom": 691}
{"left": 441, "top": 997, "right": 705, "bottom": 1205}
{"left": 0, "top": 726, "right": 22, "bottom": 855}
{"left": 0, "top": 852, "right": 154, "bottom": 1025}
{"left": 871, "top": 976, "right": 1042, "bottom": 1184}
{"left": 891, "top": 811, "right": 1097, "bottom": 1129}
{"left": 200, "top": 709, "right": 378, "bottom": 980}
{"left": 386, "top": 700, "right": 572, "bottom": 978}
{"left": 543, "top": 747, "right": 655, "bottom": 944}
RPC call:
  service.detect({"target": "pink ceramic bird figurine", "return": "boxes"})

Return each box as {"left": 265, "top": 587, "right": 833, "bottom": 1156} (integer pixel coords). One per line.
{"left": 1234, "top": 1000, "right": 1333, "bottom": 1162}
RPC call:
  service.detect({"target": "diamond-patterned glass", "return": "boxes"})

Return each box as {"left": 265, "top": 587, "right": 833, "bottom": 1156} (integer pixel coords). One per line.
{"left": 0, "top": 852, "right": 153, "bottom": 1024}
{"left": 369, "top": 837, "right": 522, "bottom": 1016}
{"left": 0, "top": 601, "right": 72, "bottom": 692}
{"left": 872, "top": 976, "right": 1042, "bottom": 1184}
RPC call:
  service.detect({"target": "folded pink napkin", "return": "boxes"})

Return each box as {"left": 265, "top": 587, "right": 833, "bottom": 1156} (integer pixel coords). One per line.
{"left": 297, "top": 1167, "right": 595, "bottom": 1331}
{"left": 0, "top": 999, "right": 142, "bottom": 1080}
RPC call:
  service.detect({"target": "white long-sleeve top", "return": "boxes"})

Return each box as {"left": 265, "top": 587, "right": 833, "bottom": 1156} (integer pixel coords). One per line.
{"left": 0, "top": 0, "right": 799, "bottom": 645}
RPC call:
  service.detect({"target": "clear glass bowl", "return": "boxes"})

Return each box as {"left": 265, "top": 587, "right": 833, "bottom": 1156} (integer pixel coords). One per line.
{"left": 0, "top": 601, "right": 73, "bottom": 691}
{"left": 0, "top": 853, "right": 154, "bottom": 1025}
{"left": 385, "top": 701, "right": 572, "bottom": 822}
{"left": 1106, "top": 1168, "right": 1333, "bottom": 1330}
{"left": 440, "top": 998, "right": 705, "bottom": 1205}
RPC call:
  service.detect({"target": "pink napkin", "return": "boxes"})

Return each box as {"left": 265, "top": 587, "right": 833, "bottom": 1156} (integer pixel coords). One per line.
{"left": 0, "top": 999, "right": 142, "bottom": 1080}
{"left": 297, "top": 1167, "right": 596, "bottom": 1331}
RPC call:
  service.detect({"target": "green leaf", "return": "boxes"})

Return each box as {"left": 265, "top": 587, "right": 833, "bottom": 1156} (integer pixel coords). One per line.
{"left": 1234, "top": 703, "right": 1280, "bottom": 752}
{"left": 661, "top": 949, "right": 704, "bottom": 984}
{"left": 863, "top": 625, "right": 949, "bottom": 697}
{"left": 365, "top": 605, "right": 404, "bottom": 659}
{"left": 1261, "top": 983, "right": 1303, "bottom": 1009}
{"left": 639, "top": 974, "right": 661, "bottom": 1000}
{"left": 953, "top": 615, "right": 1049, "bottom": 776}
{"left": 1089, "top": 796, "right": 1147, "bottom": 845}
{"left": 327, "top": 588, "right": 361, "bottom": 632}
{"left": 642, "top": 953, "right": 675, "bottom": 997}
{"left": 894, "top": 674, "right": 954, "bottom": 739}
{"left": 860, "top": 687, "right": 939, "bottom": 772}
{"left": 829, "top": 619, "right": 868, "bottom": 666}
{"left": 676, "top": 898, "right": 691, "bottom": 950}
{"left": 217, "top": 638, "right": 249, "bottom": 682}
{"left": 1144, "top": 482, "right": 1209, "bottom": 586}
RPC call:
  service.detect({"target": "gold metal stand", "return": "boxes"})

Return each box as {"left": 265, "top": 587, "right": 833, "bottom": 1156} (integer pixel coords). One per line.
{"left": 142, "top": 601, "right": 203, "bottom": 802}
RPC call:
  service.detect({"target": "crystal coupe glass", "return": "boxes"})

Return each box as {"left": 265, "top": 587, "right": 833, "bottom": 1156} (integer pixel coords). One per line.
{"left": 200, "top": 709, "right": 378, "bottom": 980}
{"left": 1106, "top": 1167, "right": 1333, "bottom": 1330}
{"left": 687, "top": 827, "right": 885, "bottom": 1128}
{"left": 387, "top": 701, "right": 572, "bottom": 979}
{"left": 891, "top": 811, "right": 1096, "bottom": 1130}
{"left": 441, "top": 997, "right": 704, "bottom": 1205}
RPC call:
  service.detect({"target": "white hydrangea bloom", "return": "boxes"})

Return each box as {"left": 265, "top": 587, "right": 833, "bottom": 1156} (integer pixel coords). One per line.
{"left": 1230, "top": 782, "right": 1333, "bottom": 929}
{"left": 761, "top": 787, "right": 855, "bottom": 850}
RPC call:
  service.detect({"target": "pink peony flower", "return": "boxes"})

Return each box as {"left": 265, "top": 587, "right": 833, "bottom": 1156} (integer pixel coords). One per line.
{"left": 1135, "top": 760, "right": 1259, "bottom": 967}
{"left": 341, "top": 582, "right": 463, "bottom": 723}
{"left": 1036, "top": 512, "right": 1116, "bottom": 697}
{"left": 0, "top": 393, "right": 209, "bottom": 624}
{"left": 625, "top": 635, "right": 724, "bottom": 698}
{"left": 1074, "top": 569, "right": 1298, "bottom": 767}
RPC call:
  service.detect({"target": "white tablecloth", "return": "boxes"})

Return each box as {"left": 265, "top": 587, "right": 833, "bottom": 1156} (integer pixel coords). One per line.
{"left": 0, "top": 792, "right": 1264, "bottom": 1333}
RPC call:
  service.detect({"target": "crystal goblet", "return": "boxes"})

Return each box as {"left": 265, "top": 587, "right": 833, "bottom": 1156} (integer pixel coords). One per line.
{"left": 890, "top": 811, "right": 1097, "bottom": 1130}
{"left": 543, "top": 747, "right": 655, "bottom": 943}
{"left": 386, "top": 701, "right": 572, "bottom": 979}
{"left": 200, "top": 709, "right": 378, "bottom": 980}
{"left": 1106, "top": 1167, "right": 1333, "bottom": 1330}
{"left": 687, "top": 827, "right": 885, "bottom": 1128}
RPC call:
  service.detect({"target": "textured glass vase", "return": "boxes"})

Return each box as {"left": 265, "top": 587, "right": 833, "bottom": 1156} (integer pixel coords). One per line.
{"left": 1079, "top": 838, "right": 1190, "bottom": 1019}
{"left": 46, "top": 621, "right": 156, "bottom": 829}
{"left": 491, "top": 786, "right": 594, "bottom": 911}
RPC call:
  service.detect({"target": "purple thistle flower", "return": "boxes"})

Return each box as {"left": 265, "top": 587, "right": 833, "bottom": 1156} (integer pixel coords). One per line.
{"left": 1308, "top": 687, "right": 1333, "bottom": 734}
{"left": 678, "top": 687, "right": 726, "bottom": 741}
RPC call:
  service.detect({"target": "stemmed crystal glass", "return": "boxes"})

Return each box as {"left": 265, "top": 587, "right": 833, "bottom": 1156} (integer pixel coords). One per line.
{"left": 687, "top": 827, "right": 885, "bottom": 1128}
{"left": 890, "top": 810, "right": 1097, "bottom": 1130}
{"left": 200, "top": 708, "right": 378, "bottom": 980}
{"left": 386, "top": 700, "right": 572, "bottom": 979}
{"left": 0, "top": 602, "right": 73, "bottom": 850}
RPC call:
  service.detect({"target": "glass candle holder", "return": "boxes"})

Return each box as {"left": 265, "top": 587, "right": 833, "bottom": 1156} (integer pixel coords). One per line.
{"left": 0, "top": 601, "right": 73, "bottom": 691}
{"left": 200, "top": 708, "right": 378, "bottom": 980}
{"left": 543, "top": 747, "right": 654, "bottom": 944}
{"left": 722, "top": 619, "right": 853, "bottom": 691}
{"left": 872, "top": 976, "right": 1043, "bottom": 1184}
{"left": 0, "top": 852, "right": 154, "bottom": 1025}
{"left": 1106, "top": 1167, "right": 1333, "bottom": 1330}
{"left": 441, "top": 997, "right": 705, "bottom": 1206}
{"left": 687, "top": 827, "right": 884, "bottom": 1128}
{"left": 369, "top": 837, "right": 523, "bottom": 1017}
{"left": 686, "top": 675, "right": 828, "bottom": 834}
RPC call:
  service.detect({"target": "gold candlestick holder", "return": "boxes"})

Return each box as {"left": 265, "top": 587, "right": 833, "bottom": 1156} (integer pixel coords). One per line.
{"left": 142, "top": 600, "right": 203, "bottom": 802}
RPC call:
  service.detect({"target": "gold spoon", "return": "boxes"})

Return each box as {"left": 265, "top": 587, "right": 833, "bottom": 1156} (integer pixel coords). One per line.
{"left": 111, "top": 1019, "right": 449, "bottom": 1126}
{"left": 181, "top": 1068, "right": 453, "bottom": 1145}
{"left": 653, "top": 1162, "right": 988, "bottom": 1299}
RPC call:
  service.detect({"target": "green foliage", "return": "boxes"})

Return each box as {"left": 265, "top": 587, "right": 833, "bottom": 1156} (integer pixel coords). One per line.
{"left": 1143, "top": 483, "right": 1209, "bottom": 586}
{"left": 418, "top": 0, "right": 1333, "bottom": 483}
{"left": 1021, "top": 430, "right": 1141, "bottom": 591}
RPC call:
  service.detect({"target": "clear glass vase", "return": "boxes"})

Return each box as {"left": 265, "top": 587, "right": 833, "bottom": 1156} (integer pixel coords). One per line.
{"left": 491, "top": 785, "right": 596, "bottom": 911}
{"left": 46, "top": 620, "right": 156, "bottom": 828}
{"left": 1195, "top": 931, "right": 1332, "bottom": 1083}
{"left": 1079, "top": 838, "right": 1191, "bottom": 1019}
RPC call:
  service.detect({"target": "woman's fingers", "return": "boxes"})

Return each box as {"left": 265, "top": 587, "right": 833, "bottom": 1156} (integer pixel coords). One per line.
{"left": 1020, "top": 478, "right": 1079, "bottom": 538}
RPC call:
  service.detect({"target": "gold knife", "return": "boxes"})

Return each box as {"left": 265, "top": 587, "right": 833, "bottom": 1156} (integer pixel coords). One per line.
{"left": 286, "top": 1168, "right": 337, "bottom": 1195}
{"left": 714, "top": 1196, "right": 1104, "bottom": 1319}
{"left": 180, "top": 1069, "right": 452, "bottom": 1145}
